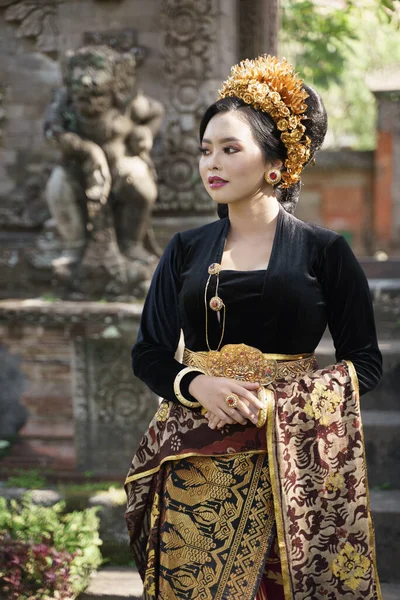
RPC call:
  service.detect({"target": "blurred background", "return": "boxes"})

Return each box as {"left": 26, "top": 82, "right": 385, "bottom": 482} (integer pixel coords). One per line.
{"left": 0, "top": 1, "right": 399, "bottom": 598}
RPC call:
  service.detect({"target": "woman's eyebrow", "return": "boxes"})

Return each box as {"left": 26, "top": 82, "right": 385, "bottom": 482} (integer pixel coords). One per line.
{"left": 202, "top": 136, "right": 241, "bottom": 144}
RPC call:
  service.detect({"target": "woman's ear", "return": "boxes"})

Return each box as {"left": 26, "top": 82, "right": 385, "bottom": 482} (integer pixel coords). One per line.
{"left": 271, "top": 159, "right": 283, "bottom": 170}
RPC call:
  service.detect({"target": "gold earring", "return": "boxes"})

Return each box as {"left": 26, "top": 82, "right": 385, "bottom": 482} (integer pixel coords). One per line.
{"left": 265, "top": 168, "right": 282, "bottom": 185}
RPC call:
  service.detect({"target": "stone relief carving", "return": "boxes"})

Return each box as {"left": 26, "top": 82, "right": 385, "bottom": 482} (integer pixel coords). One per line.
{"left": 43, "top": 45, "right": 164, "bottom": 297}
{"left": 158, "top": 0, "right": 217, "bottom": 213}
{"left": 83, "top": 29, "right": 145, "bottom": 59}
{"left": 71, "top": 334, "right": 157, "bottom": 474}
{"left": 0, "top": 0, "right": 64, "bottom": 53}
{"left": 0, "top": 86, "right": 5, "bottom": 143}
{"left": 90, "top": 342, "right": 150, "bottom": 428}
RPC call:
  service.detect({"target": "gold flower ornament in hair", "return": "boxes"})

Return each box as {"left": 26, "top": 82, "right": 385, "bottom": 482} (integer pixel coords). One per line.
{"left": 218, "top": 55, "right": 311, "bottom": 188}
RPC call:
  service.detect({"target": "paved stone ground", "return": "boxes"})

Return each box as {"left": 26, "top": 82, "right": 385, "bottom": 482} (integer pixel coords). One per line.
{"left": 78, "top": 567, "right": 142, "bottom": 599}
{"left": 78, "top": 567, "right": 400, "bottom": 599}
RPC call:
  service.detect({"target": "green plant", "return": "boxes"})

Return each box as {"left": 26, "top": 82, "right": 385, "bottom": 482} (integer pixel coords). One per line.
{"left": 372, "top": 482, "right": 393, "bottom": 491}
{"left": 5, "top": 469, "right": 47, "bottom": 489}
{"left": 40, "top": 292, "right": 60, "bottom": 302}
{"left": 280, "top": 0, "right": 400, "bottom": 149}
{"left": 0, "top": 494, "right": 102, "bottom": 598}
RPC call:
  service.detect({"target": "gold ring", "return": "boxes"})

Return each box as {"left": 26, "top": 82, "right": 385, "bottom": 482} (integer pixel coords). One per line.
{"left": 225, "top": 393, "right": 239, "bottom": 409}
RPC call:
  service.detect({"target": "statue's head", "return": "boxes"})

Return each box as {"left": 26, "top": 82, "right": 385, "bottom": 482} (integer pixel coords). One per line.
{"left": 63, "top": 45, "right": 137, "bottom": 116}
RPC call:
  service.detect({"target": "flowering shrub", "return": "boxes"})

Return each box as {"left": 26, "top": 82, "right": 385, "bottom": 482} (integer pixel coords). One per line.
{"left": 0, "top": 494, "right": 102, "bottom": 599}
{"left": 0, "top": 536, "right": 75, "bottom": 599}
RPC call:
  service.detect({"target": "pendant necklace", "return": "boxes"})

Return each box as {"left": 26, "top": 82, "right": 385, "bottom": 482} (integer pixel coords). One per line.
{"left": 204, "top": 239, "right": 227, "bottom": 351}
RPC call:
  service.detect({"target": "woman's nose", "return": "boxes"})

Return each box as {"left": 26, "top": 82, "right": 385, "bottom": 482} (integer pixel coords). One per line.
{"left": 207, "top": 154, "right": 221, "bottom": 171}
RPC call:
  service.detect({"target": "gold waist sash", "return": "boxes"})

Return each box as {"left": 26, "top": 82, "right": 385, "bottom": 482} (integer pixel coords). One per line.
{"left": 183, "top": 343, "right": 317, "bottom": 385}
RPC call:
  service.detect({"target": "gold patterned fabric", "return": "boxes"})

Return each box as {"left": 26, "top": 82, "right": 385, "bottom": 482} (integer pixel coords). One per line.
{"left": 125, "top": 345, "right": 381, "bottom": 600}
{"left": 156, "top": 453, "right": 275, "bottom": 599}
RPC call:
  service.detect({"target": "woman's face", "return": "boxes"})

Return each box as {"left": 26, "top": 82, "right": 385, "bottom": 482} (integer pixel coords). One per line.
{"left": 199, "top": 111, "right": 274, "bottom": 207}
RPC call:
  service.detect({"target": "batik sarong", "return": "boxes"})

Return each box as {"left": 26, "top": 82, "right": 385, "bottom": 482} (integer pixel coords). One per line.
{"left": 125, "top": 344, "right": 381, "bottom": 600}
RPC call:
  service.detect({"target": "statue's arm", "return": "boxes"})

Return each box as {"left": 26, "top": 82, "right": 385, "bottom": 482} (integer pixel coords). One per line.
{"left": 130, "top": 93, "right": 165, "bottom": 137}
{"left": 44, "top": 88, "right": 103, "bottom": 158}
{"left": 128, "top": 93, "right": 165, "bottom": 155}
{"left": 44, "top": 88, "right": 110, "bottom": 203}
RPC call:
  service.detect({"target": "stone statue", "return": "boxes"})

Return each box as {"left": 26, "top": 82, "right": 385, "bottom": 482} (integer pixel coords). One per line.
{"left": 43, "top": 45, "right": 164, "bottom": 294}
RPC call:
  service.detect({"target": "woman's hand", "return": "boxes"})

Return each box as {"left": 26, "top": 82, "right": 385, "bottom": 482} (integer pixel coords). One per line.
{"left": 188, "top": 375, "right": 263, "bottom": 429}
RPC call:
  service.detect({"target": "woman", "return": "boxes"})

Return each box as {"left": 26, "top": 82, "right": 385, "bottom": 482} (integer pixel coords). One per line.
{"left": 125, "top": 55, "right": 383, "bottom": 600}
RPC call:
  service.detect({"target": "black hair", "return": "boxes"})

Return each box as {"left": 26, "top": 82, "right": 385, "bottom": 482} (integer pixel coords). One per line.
{"left": 199, "top": 84, "right": 328, "bottom": 217}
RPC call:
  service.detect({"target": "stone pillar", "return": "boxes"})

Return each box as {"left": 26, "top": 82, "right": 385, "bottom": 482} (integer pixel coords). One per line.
{"left": 70, "top": 314, "right": 158, "bottom": 475}
{"left": 238, "top": 0, "right": 279, "bottom": 60}
{"left": 374, "top": 129, "right": 394, "bottom": 251}
{"left": 156, "top": 0, "right": 239, "bottom": 224}
{"left": 367, "top": 66, "right": 400, "bottom": 252}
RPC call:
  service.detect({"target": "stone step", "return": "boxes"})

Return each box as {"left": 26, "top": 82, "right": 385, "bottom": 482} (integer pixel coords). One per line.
{"left": 78, "top": 567, "right": 400, "bottom": 599}
{"left": 371, "top": 490, "right": 400, "bottom": 583}
{"left": 362, "top": 341, "right": 400, "bottom": 412}
{"left": 363, "top": 411, "right": 400, "bottom": 488}
{"left": 316, "top": 338, "right": 400, "bottom": 412}
{"left": 381, "top": 583, "right": 400, "bottom": 600}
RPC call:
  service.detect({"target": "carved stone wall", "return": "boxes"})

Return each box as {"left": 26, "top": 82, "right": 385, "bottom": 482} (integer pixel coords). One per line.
{"left": 0, "top": 85, "right": 5, "bottom": 144}
{"left": 157, "top": 0, "right": 218, "bottom": 213}
{"left": 0, "top": 0, "right": 239, "bottom": 235}
{"left": 0, "top": 300, "right": 157, "bottom": 476}
{"left": 154, "top": 0, "right": 239, "bottom": 214}
{"left": 0, "top": 0, "right": 65, "bottom": 54}
{"left": 72, "top": 335, "right": 157, "bottom": 474}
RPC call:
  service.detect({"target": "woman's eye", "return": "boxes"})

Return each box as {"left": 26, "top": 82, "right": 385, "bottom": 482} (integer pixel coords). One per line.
{"left": 199, "top": 147, "right": 210, "bottom": 155}
{"left": 223, "top": 146, "right": 239, "bottom": 154}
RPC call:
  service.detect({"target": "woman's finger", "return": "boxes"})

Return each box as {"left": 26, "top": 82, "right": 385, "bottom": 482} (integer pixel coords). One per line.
{"left": 209, "top": 414, "right": 224, "bottom": 429}
{"left": 236, "top": 398, "right": 259, "bottom": 421}
{"left": 232, "top": 384, "right": 263, "bottom": 409}
{"left": 208, "top": 411, "right": 235, "bottom": 427}
{"left": 222, "top": 406, "right": 247, "bottom": 425}
{"left": 236, "top": 381, "right": 260, "bottom": 391}
{"left": 207, "top": 414, "right": 218, "bottom": 429}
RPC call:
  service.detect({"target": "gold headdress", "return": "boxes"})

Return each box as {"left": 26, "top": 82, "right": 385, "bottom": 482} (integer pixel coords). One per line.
{"left": 218, "top": 55, "right": 311, "bottom": 188}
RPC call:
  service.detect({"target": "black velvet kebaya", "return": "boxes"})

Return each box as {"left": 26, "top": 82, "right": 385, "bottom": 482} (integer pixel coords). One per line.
{"left": 132, "top": 204, "right": 382, "bottom": 402}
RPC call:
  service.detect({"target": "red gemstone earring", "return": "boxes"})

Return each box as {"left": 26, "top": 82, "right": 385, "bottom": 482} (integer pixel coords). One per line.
{"left": 265, "top": 168, "right": 282, "bottom": 185}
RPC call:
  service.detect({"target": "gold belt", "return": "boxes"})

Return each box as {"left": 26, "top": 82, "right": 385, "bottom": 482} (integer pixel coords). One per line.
{"left": 183, "top": 343, "right": 317, "bottom": 385}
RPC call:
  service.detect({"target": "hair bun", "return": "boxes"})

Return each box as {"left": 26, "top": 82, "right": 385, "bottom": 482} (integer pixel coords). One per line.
{"left": 275, "top": 84, "right": 328, "bottom": 214}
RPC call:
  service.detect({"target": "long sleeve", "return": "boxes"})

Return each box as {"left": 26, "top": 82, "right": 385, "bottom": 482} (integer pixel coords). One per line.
{"left": 321, "top": 235, "right": 382, "bottom": 396}
{"left": 131, "top": 233, "right": 200, "bottom": 402}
